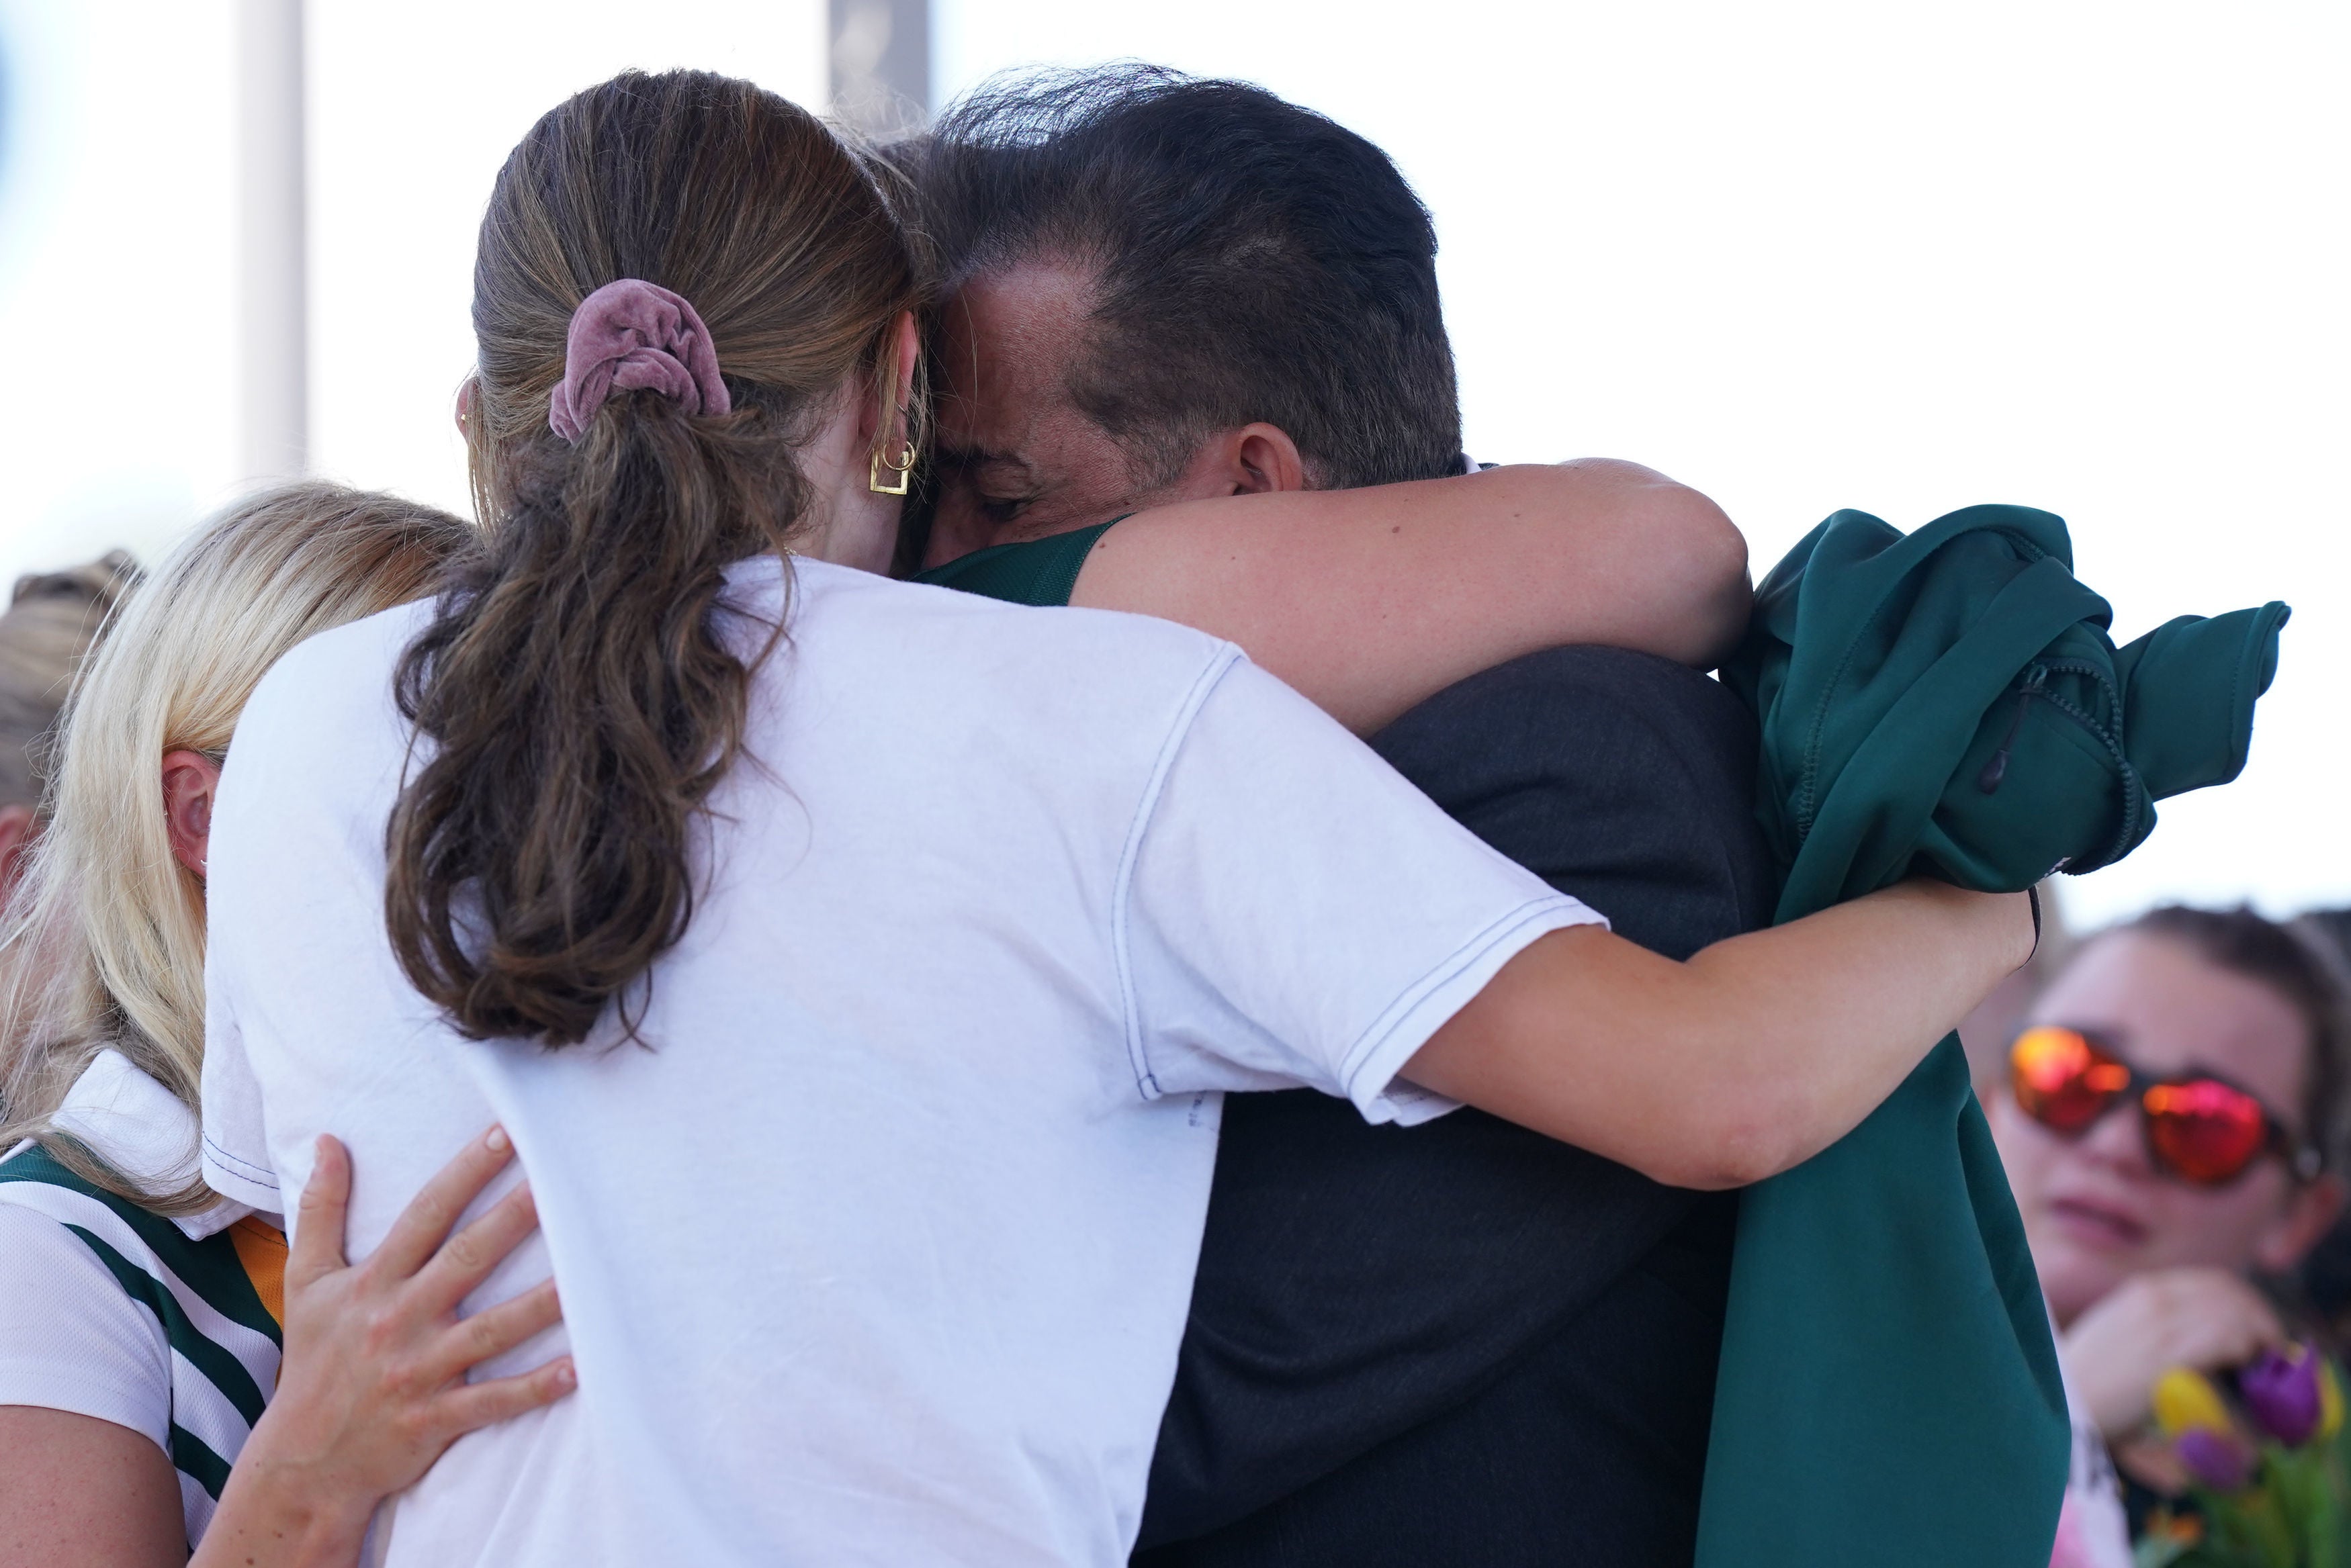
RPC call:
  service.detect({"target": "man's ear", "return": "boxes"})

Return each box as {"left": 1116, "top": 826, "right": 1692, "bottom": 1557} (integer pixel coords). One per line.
{"left": 1232, "top": 424, "right": 1307, "bottom": 494}
{"left": 0, "top": 802, "right": 37, "bottom": 905}
{"left": 161, "top": 749, "right": 222, "bottom": 878}
{"left": 1173, "top": 422, "right": 1308, "bottom": 500}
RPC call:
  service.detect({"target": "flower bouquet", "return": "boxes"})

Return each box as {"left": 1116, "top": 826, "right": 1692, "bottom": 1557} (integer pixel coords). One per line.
{"left": 2137, "top": 1345, "right": 2351, "bottom": 1568}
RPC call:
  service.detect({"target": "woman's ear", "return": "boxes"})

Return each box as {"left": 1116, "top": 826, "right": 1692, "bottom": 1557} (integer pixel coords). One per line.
{"left": 860, "top": 312, "right": 922, "bottom": 450}
{"left": 161, "top": 749, "right": 222, "bottom": 878}
{"left": 455, "top": 376, "right": 478, "bottom": 436}
{"left": 891, "top": 310, "right": 920, "bottom": 416}
{"left": 2253, "top": 1170, "right": 2347, "bottom": 1273}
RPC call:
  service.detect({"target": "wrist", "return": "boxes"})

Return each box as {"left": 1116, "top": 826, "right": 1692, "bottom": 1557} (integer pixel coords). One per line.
{"left": 1998, "top": 887, "right": 2039, "bottom": 970}
{"left": 197, "top": 1441, "right": 377, "bottom": 1568}
{"left": 1949, "top": 884, "right": 2038, "bottom": 970}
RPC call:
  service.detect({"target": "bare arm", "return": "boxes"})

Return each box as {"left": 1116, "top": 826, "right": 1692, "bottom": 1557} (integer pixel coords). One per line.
{"left": 1069, "top": 459, "right": 1751, "bottom": 734}
{"left": 0, "top": 1408, "right": 183, "bottom": 1567}
{"left": 1406, "top": 882, "right": 2035, "bottom": 1191}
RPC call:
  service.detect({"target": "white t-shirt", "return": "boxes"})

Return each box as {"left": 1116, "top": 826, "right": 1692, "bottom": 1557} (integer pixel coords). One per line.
{"left": 199, "top": 555, "right": 1597, "bottom": 1567}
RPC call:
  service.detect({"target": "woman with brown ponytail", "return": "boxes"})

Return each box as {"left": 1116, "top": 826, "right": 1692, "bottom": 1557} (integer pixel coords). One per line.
{"left": 199, "top": 71, "right": 2031, "bottom": 1565}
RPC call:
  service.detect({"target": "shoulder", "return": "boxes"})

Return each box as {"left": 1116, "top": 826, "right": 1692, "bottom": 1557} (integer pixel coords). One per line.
{"left": 0, "top": 1146, "right": 177, "bottom": 1363}
{"left": 0, "top": 1174, "right": 154, "bottom": 1308}
{"left": 217, "top": 598, "right": 433, "bottom": 843}
{"left": 0, "top": 1145, "right": 283, "bottom": 1514}
{"left": 230, "top": 597, "right": 431, "bottom": 770}
{"left": 0, "top": 1143, "right": 208, "bottom": 1293}
{"left": 0, "top": 1184, "right": 176, "bottom": 1446}
{"left": 0, "top": 1142, "right": 282, "bottom": 1354}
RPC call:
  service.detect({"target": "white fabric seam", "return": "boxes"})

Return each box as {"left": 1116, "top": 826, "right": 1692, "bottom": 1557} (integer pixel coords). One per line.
{"left": 0, "top": 1363, "right": 170, "bottom": 1450}
{"left": 1110, "top": 645, "right": 1246, "bottom": 1102}
{"left": 1336, "top": 894, "right": 1599, "bottom": 1116}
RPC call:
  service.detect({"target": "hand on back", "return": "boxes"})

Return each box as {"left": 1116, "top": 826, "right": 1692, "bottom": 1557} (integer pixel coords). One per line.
{"left": 191, "top": 1127, "right": 575, "bottom": 1568}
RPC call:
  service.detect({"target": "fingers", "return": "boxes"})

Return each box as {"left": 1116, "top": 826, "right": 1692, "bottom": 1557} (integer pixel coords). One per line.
{"left": 2121, "top": 1269, "right": 2285, "bottom": 1371}
{"left": 410, "top": 1177, "right": 541, "bottom": 1318}
{"left": 2207, "top": 1291, "right": 2285, "bottom": 1363}
{"left": 433, "top": 1354, "right": 577, "bottom": 1440}
{"left": 422, "top": 1278, "right": 563, "bottom": 1386}
{"left": 371, "top": 1126, "right": 516, "bottom": 1281}
{"left": 2168, "top": 1269, "right": 2282, "bottom": 1345}
{"left": 287, "top": 1135, "right": 353, "bottom": 1289}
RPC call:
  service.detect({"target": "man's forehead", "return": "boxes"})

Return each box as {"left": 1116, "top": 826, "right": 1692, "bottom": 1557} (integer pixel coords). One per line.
{"left": 934, "top": 261, "right": 1098, "bottom": 453}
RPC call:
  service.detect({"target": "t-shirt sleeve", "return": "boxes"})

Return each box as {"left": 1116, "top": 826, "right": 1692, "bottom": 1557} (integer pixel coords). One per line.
{"left": 0, "top": 1203, "right": 173, "bottom": 1452}
{"left": 1118, "top": 653, "right": 1605, "bottom": 1125}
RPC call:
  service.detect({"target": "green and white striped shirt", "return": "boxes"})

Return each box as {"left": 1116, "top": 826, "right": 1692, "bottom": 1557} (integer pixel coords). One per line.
{"left": 0, "top": 1052, "right": 284, "bottom": 1547}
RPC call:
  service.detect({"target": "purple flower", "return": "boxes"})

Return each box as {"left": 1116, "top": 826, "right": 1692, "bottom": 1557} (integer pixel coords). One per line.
{"left": 2241, "top": 1345, "right": 2323, "bottom": 1447}
{"left": 2177, "top": 1428, "right": 2256, "bottom": 1491}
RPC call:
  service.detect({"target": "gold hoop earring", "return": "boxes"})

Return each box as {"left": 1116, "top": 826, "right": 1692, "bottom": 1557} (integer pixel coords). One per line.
{"left": 869, "top": 438, "right": 917, "bottom": 496}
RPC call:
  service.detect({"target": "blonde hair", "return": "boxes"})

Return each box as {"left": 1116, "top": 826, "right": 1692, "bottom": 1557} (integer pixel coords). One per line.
{"left": 0, "top": 552, "right": 140, "bottom": 809}
{"left": 0, "top": 483, "right": 474, "bottom": 1212}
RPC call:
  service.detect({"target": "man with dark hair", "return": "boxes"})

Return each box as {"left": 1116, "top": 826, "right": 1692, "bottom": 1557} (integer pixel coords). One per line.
{"left": 916, "top": 68, "right": 1460, "bottom": 520}
{"left": 905, "top": 67, "right": 1468, "bottom": 569}
{"left": 899, "top": 67, "right": 1774, "bottom": 1567}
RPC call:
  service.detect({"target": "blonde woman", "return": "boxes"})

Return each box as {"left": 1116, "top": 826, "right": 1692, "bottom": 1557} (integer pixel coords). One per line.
{"left": 0, "top": 483, "right": 574, "bottom": 1568}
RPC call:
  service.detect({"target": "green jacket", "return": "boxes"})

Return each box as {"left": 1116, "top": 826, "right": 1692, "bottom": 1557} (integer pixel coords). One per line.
{"left": 918, "top": 504, "right": 2291, "bottom": 1565}
{"left": 1708, "top": 502, "right": 2286, "bottom": 1568}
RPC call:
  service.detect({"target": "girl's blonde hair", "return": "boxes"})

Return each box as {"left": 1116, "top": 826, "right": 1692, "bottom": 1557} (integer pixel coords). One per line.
{"left": 0, "top": 482, "right": 474, "bottom": 1213}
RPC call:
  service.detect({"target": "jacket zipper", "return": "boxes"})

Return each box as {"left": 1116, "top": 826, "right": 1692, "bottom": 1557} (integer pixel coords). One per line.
{"left": 1977, "top": 656, "right": 2145, "bottom": 869}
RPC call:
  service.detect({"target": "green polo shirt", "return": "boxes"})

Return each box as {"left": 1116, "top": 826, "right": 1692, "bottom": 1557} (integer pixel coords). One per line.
{"left": 912, "top": 519, "right": 1124, "bottom": 607}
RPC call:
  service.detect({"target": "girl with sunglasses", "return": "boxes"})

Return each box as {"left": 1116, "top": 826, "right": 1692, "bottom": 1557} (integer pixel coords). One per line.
{"left": 1991, "top": 906, "right": 2351, "bottom": 1467}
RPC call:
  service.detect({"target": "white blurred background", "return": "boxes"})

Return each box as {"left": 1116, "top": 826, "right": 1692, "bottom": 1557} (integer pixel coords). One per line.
{"left": 0, "top": 0, "right": 2339, "bottom": 927}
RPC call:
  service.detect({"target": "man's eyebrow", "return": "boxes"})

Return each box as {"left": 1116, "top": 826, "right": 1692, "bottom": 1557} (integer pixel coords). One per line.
{"left": 935, "top": 445, "right": 1034, "bottom": 477}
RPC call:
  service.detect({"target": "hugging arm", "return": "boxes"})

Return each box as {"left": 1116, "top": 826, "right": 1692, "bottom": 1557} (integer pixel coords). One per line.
{"left": 1410, "top": 880, "right": 2037, "bottom": 1190}
{"left": 1069, "top": 460, "right": 1751, "bottom": 734}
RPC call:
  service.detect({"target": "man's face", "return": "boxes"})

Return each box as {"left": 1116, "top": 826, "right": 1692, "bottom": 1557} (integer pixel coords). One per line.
{"left": 923, "top": 263, "right": 1174, "bottom": 569}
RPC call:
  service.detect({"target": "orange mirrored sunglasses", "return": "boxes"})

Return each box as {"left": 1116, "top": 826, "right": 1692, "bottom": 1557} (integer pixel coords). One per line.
{"left": 2008, "top": 1025, "right": 2321, "bottom": 1188}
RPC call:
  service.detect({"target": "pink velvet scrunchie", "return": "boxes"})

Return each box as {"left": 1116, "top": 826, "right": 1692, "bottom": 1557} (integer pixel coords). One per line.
{"left": 547, "top": 278, "right": 731, "bottom": 443}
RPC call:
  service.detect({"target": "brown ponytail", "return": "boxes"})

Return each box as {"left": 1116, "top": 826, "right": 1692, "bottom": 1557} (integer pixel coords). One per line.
{"left": 386, "top": 71, "right": 921, "bottom": 1045}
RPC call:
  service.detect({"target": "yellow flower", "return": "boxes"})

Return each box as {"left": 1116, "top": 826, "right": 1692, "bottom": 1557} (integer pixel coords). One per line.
{"left": 2154, "top": 1368, "right": 2233, "bottom": 1438}
{"left": 2321, "top": 1359, "right": 2345, "bottom": 1440}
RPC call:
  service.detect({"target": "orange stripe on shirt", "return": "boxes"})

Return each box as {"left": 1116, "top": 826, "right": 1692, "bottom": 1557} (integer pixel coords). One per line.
{"left": 230, "top": 1215, "right": 288, "bottom": 1334}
